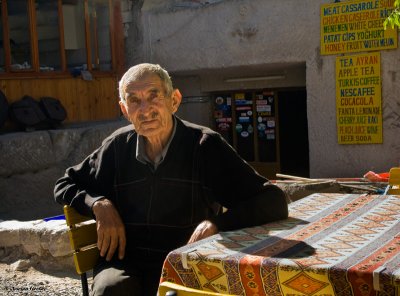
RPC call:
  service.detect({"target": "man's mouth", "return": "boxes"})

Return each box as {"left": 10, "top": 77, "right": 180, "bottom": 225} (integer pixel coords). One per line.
{"left": 141, "top": 119, "right": 155, "bottom": 124}
{"left": 139, "top": 118, "right": 158, "bottom": 126}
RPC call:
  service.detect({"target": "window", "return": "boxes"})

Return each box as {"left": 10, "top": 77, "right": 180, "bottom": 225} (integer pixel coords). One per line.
{"left": 6, "top": 0, "right": 33, "bottom": 71}
{"left": 36, "top": 1, "right": 62, "bottom": 71}
{"left": 89, "top": 0, "right": 112, "bottom": 71}
{"left": 0, "top": 0, "right": 115, "bottom": 75}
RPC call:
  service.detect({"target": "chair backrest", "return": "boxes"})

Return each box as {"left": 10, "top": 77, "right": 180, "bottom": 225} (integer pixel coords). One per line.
{"left": 158, "top": 281, "right": 236, "bottom": 296}
{"left": 388, "top": 167, "right": 400, "bottom": 195}
{"left": 64, "top": 205, "right": 99, "bottom": 274}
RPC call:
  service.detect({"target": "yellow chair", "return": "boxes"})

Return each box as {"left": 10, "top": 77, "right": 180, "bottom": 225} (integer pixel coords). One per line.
{"left": 158, "top": 281, "right": 236, "bottom": 296}
{"left": 388, "top": 167, "right": 400, "bottom": 195}
{"left": 64, "top": 205, "right": 99, "bottom": 296}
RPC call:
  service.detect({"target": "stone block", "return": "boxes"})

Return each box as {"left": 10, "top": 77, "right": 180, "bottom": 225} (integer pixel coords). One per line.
{"left": 0, "top": 219, "right": 70, "bottom": 258}
{"left": 0, "top": 132, "right": 55, "bottom": 177}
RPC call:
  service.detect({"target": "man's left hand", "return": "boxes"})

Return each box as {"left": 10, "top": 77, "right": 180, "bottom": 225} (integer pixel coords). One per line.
{"left": 187, "top": 220, "right": 218, "bottom": 244}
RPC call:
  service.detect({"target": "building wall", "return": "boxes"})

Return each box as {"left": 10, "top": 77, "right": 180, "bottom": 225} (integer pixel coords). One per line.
{"left": 124, "top": 0, "right": 400, "bottom": 178}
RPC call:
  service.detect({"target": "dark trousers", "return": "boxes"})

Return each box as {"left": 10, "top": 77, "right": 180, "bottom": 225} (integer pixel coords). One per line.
{"left": 91, "top": 255, "right": 163, "bottom": 296}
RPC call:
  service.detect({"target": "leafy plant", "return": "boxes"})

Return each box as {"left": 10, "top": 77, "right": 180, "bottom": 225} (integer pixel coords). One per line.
{"left": 384, "top": 0, "right": 400, "bottom": 29}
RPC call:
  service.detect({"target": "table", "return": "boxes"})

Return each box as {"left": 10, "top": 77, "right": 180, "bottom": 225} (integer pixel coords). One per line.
{"left": 160, "top": 193, "right": 400, "bottom": 295}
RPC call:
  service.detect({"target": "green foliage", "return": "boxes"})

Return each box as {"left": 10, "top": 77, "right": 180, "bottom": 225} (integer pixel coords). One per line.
{"left": 384, "top": 0, "right": 400, "bottom": 29}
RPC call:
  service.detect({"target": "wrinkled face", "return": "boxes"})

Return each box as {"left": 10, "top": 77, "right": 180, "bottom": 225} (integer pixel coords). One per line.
{"left": 119, "top": 74, "right": 181, "bottom": 139}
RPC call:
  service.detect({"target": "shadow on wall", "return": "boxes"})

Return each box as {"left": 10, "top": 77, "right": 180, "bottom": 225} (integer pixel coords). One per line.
{"left": 0, "top": 118, "right": 128, "bottom": 221}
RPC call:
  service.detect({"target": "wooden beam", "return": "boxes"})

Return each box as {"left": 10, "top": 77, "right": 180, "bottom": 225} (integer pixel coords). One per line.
{"left": 58, "top": 0, "right": 67, "bottom": 72}
{"left": 1, "top": 0, "right": 11, "bottom": 72}
{"left": 112, "top": 0, "right": 125, "bottom": 79}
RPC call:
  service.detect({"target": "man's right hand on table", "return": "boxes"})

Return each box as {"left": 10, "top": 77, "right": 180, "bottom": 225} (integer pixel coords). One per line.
{"left": 92, "top": 199, "right": 126, "bottom": 261}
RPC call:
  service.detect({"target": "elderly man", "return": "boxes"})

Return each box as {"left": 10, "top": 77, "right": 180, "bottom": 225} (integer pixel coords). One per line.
{"left": 55, "top": 63, "right": 288, "bottom": 296}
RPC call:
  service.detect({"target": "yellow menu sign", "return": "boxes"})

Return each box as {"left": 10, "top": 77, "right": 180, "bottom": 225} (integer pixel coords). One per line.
{"left": 321, "top": 0, "right": 397, "bottom": 55}
{"left": 336, "top": 52, "right": 382, "bottom": 144}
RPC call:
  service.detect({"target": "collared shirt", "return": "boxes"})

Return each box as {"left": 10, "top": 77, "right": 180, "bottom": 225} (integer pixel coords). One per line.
{"left": 136, "top": 116, "right": 177, "bottom": 169}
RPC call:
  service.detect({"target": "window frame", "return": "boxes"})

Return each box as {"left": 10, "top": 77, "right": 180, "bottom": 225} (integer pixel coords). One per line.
{"left": 0, "top": 0, "right": 119, "bottom": 78}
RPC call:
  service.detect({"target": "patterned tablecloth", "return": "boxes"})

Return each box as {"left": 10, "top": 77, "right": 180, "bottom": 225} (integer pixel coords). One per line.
{"left": 160, "top": 193, "right": 400, "bottom": 296}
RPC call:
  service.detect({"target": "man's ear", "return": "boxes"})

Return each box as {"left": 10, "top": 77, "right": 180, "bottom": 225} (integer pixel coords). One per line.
{"left": 119, "top": 100, "right": 129, "bottom": 119}
{"left": 171, "top": 89, "right": 182, "bottom": 113}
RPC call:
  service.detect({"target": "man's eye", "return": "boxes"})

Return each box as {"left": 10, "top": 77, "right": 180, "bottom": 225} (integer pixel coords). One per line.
{"left": 149, "top": 92, "right": 159, "bottom": 101}
{"left": 128, "top": 97, "right": 140, "bottom": 105}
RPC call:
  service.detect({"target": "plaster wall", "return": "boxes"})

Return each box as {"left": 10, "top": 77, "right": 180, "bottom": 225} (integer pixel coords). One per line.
{"left": 125, "top": 0, "right": 400, "bottom": 178}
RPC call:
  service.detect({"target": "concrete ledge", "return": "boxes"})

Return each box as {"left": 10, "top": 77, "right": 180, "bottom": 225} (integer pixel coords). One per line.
{"left": 0, "top": 219, "right": 75, "bottom": 271}
{"left": 277, "top": 180, "right": 342, "bottom": 202}
{"left": 0, "top": 219, "right": 70, "bottom": 257}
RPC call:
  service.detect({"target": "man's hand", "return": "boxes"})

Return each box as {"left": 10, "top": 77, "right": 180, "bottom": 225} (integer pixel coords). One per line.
{"left": 187, "top": 220, "right": 218, "bottom": 244}
{"left": 92, "top": 199, "right": 126, "bottom": 261}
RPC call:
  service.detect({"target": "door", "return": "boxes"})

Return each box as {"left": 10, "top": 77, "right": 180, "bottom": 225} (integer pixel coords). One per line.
{"left": 277, "top": 89, "right": 309, "bottom": 177}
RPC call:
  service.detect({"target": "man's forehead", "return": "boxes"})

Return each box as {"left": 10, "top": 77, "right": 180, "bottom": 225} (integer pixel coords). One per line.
{"left": 124, "top": 74, "right": 163, "bottom": 93}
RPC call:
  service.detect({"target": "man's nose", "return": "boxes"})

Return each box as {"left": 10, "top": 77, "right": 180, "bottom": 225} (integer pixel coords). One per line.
{"left": 138, "top": 99, "right": 151, "bottom": 111}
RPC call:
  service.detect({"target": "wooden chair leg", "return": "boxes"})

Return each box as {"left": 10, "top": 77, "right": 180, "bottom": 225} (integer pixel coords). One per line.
{"left": 81, "top": 272, "right": 89, "bottom": 296}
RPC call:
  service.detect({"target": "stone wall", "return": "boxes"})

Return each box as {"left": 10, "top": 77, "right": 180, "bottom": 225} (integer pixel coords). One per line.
{"left": 0, "top": 119, "right": 128, "bottom": 221}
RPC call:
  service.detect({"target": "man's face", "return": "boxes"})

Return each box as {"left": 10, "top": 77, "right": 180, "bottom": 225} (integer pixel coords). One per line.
{"left": 119, "top": 74, "right": 181, "bottom": 139}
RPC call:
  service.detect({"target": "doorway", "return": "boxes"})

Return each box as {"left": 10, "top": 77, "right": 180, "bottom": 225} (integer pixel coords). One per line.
{"left": 277, "top": 89, "right": 310, "bottom": 177}
{"left": 212, "top": 88, "right": 309, "bottom": 179}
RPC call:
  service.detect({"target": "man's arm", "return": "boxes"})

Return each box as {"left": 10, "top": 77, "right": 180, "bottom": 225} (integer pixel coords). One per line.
{"left": 54, "top": 140, "right": 126, "bottom": 260}
{"left": 210, "top": 184, "right": 288, "bottom": 232}
{"left": 54, "top": 173, "right": 107, "bottom": 217}
{"left": 198, "top": 133, "right": 289, "bottom": 234}
{"left": 54, "top": 140, "right": 115, "bottom": 216}
{"left": 188, "top": 184, "right": 288, "bottom": 243}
